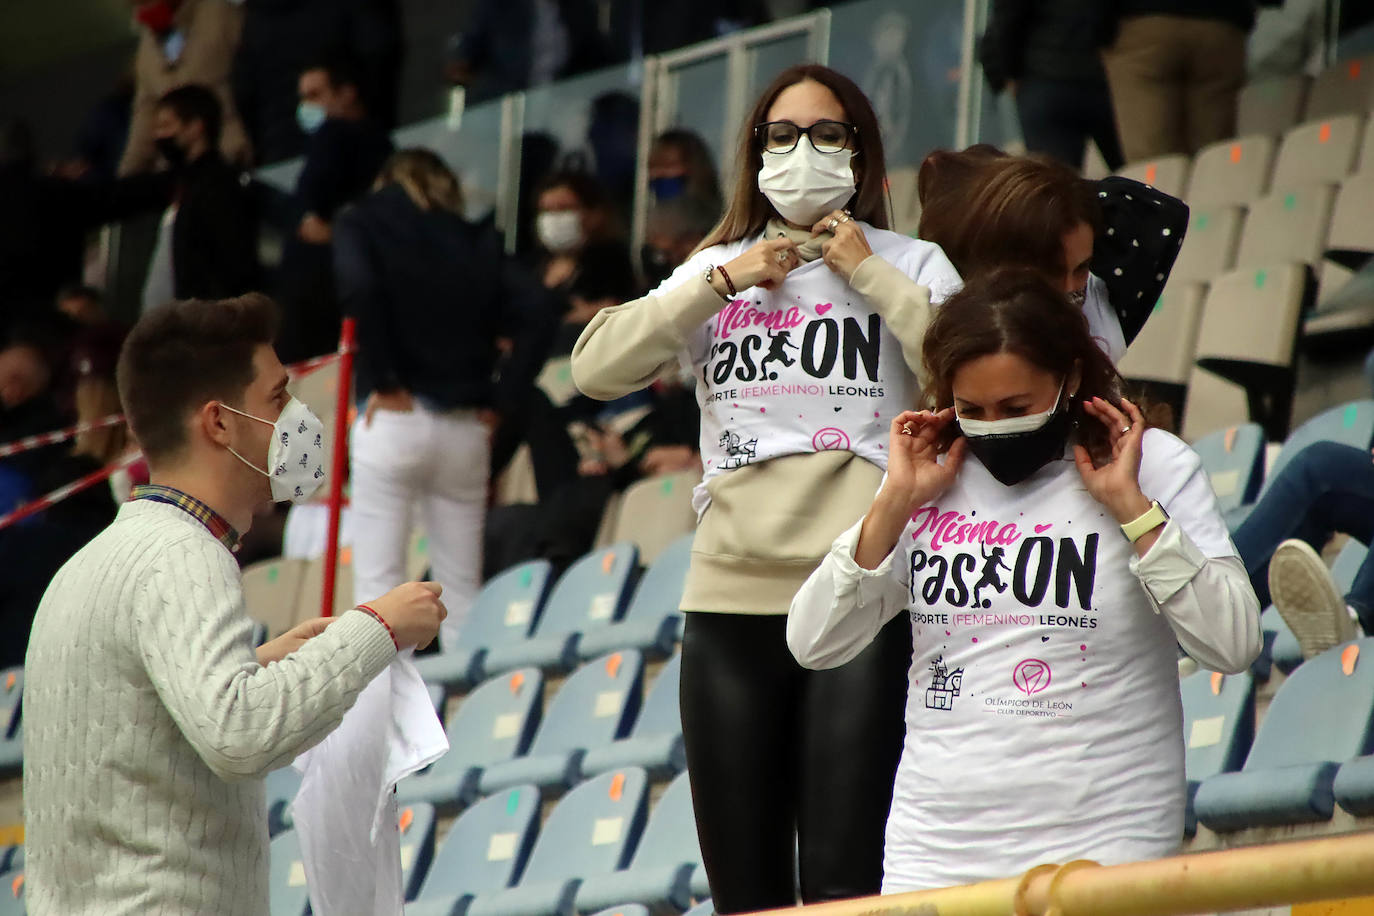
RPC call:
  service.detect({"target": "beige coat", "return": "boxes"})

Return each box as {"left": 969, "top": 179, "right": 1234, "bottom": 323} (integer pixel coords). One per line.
{"left": 119, "top": 0, "right": 251, "bottom": 176}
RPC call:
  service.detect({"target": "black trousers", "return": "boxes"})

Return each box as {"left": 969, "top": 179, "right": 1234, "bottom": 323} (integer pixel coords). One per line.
{"left": 679, "top": 610, "right": 912, "bottom": 914}
{"left": 1016, "top": 76, "right": 1126, "bottom": 172}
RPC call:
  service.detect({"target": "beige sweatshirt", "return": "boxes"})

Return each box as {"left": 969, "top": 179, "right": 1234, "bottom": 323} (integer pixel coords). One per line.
{"left": 573, "top": 221, "right": 954, "bottom": 613}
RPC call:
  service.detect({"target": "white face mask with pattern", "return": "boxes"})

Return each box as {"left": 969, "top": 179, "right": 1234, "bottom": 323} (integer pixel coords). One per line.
{"left": 220, "top": 397, "right": 327, "bottom": 503}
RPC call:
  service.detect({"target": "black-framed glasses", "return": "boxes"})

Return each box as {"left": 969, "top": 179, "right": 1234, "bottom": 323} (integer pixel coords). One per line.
{"left": 754, "top": 120, "right": 857, "bottom": 155}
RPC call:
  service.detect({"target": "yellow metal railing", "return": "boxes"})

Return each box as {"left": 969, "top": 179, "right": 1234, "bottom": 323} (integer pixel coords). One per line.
{"left": 752, "top": 832, "right": 1374, "bottom": 916}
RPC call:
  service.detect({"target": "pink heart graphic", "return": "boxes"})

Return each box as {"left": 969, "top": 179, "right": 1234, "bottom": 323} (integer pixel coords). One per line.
{"left": 1034, "top": 523, "right": 1053, "bottom": 534}
{"left": 815, "top": 303, "right": 833, "bottom": 315}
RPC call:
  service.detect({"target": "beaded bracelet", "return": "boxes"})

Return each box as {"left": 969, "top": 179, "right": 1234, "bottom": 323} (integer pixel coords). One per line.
{"left": 716, "top": 264, "right": 738, "bottom": 297}
{"left": 355, "top": 603, "right": 399, "bottom": 650}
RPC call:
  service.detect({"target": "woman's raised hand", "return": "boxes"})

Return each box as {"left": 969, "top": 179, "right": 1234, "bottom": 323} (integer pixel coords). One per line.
{"left": 1073, "top": 397, "right": 1151, "bottom": 524}
{"left": 814, "top": 208, "right": 873, "bottom": 283}
{"left": 716, "top": 237, "right": 801, "bottom": 295}
{"left": 881, "top": 409, "right": 966, "bottom": 515}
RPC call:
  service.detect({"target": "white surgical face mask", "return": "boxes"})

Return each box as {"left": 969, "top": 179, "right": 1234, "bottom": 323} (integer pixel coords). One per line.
{"left": 757, "top": 141, "right": 857, "bottom": 225}
{"left": 221, "top": 397, "right": 327, "bottom": 503}
{"left": 537, "top": 210, "right": 585, "bottom": 253}
{"left": 954, "top": 381, "right": 1066, "bottom": 438}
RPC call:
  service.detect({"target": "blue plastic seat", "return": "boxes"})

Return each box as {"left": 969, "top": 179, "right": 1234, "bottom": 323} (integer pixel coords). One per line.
{"left": 397, "top": 669, "right": 543, "bottom": 811}
{"left": 581, "top": 653, "right": 685, "bottom": 780}
{"left": 0, "top": 668, "right": 23, "bottom": 773}
{"left": 683, "top": 898, "right": 715, "bottom": 916}
{"left": 414, "top": 561, "right": 554, "bottom": 693}
{"left": 1180, "top": 670, "right": 1255, "bottom": 836}
{"left": 1192, "top": 423, "right": 1265, "bottom": 515}
{"left": 480, "top": 545, "right": 640, "bottom": 678}
{"left": 575, "top": 770, "right": 704, "bottom": 913}
{"left": 579, "top": 536, "right": 692, "bottom": 662}
{"left": 1264, "top": 401, "right": 1374, "bottom": 489}
{"left": 479, "top": 651, "right": 644, "bottom": 796}
{"left": 266, "top": 767, "right": 303, "bottom": 837}
{"left": 1334, "top": 754, "right": 1374, "bottom": 815}
{"left": 411, "top": 785, "right": 541, "bottom": 911}
{"left": 587, "top": 906, "right": 652, "bottom": 916}
{"left": 1194, "top": 638, "right": 1374, "bottom": 830}
{"left": 399, "top": 802, "right": 439, "bottom": 901}
{"left": 268, "top": 829, "right": 310, "bottom": 916}
{"left": 466, "top": 768, "right": 650, "bottom": 916}
{"left": 0, "top": 869, "right": 25, "bottom": 916}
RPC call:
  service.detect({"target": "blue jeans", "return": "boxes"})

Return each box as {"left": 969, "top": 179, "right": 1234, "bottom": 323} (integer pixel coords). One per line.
{"left": 1231, "top": 441, "right": 1374, "bottom": 633}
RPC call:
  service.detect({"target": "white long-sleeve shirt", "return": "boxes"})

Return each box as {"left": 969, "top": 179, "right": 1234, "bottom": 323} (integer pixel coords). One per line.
{"left": 788, "top": 428, "right": 1261, "bottom": 892}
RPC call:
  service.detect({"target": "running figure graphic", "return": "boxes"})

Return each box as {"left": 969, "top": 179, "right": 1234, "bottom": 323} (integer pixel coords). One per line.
{"left": 759, "top": 329, "right": 799, "bottom": 380}
{"left": 972, "top": 544, "right": 1011, "bottom": 608}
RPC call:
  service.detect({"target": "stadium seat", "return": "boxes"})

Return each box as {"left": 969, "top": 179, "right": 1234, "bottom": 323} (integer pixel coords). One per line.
{"left": 269, "top": 829, "right": 311, "bottom": 916}
{"left": 266, "top": 766, "right": 303, "bottom": 837}
{"left": 1191, "top": 422, "right": 1265, "bottom": 515}
{"left": 1193, "top": 638, "right": 1374, "bottom": 831}
{"left": 578, "top": 534, "right": 692, "bottom": 662}
{"left": 465, "top": 768, "right": 650, "bottom": 916}
{"left": 478, "top": 651, "right": 644, "bottom": 796}
{"left": 581, "top": 653, "right": 685, "bottom": 780}
{"left": 1303, "top": 55, "right": 1374, "bottom": 120}
{"left": 1361, "top": 118, "right": 1374, "bottom": 174}
{"left": 0, "top": 669, "right": 23, "bottom": 773}
{"left": 586, "top": 906, "right": 652, "bottom": 916}
{"left": 1264, "top": 400, "right": 1374, "bottom": 487}
{"left": 1237, "top": 74, "right": 1311, "bottom": 137}
{"left": 1269, "top": 115, "right": 1364, "bottom": 191}
{"left": 887, "top": 166, "right": 922, "bottom": 237}
{"left": 409, "top": 529, "right": 432, "bottom": 581}
{"left": 1185, "top": 135, "right": 1275, "bottom": 208}
{"left": 5, "top": 851, "right": 20, "bottom": 874}
{"left": 1181, "top": 670, "right": 1256, "bottom": 836}
{"left": 611, "top": 472, "right": 699, "bottom": 566}
{"left": 400, "top": 802, "right": 439, "bottom": 901}
{"left": 1117, "top": 155, "right": 1190, "bottom": 199}
{"left": 1305, "top": 170, "right": 1374, "bottom": 337}
{"left": 479, "top": 545, "right": 640, "bottom": 677}
{"left": 683, "top": 898, "right": 715, "bottom": 916}
{"left": 298, "top": 549, "right": 357, "bottom": 617}
{"left": 396, "top": 668, "right": 544, "bottom": 811}
{"left": 496, "top": 445, "right": 540, "bottom": 507}
{"left": 409, "top": 785, "right": 541, "bottom": 911}
{"left": 1232, "top": 185, "right": 1336, "bottom": 271}
{"left": 429, "top": 682, "right": 447, "bottom": 725}
{"left": 413, "top": 560, "right": 553, "bottom": 693}
{"left": 0, "top": 871, "right": 25, "bottom": 916}
{"left": 1170, "top": 207, "right": 1245, "bottom": 284}
{"left": 1181, "top": 264, "right": 1309, "bottom": 442}
{"left": 575, "top": 770, "right": 705, "bottom": 914}
{"left": 537, "top": 357, "right": 580, "bottom": 409}
{"left": 1120, "top": 283, "right": 1205, "bottom": 425}
{"left": 240, "top": 557, "right": 307, "bottom": 638}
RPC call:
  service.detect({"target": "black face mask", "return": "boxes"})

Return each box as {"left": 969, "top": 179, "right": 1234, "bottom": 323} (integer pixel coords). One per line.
{"left": 155, "top": 136, "right": 187, "bottom": 169}
{"left": 956, "top": 398, "right": 1075, "bottom": 487}
{"left": 641, "top": 245, "right": 675, "bottom": 288}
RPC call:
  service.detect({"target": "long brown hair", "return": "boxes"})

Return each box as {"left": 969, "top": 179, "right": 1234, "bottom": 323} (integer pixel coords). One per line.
{"left": 917, "top": 146, "right": 1100, "bottom": 281}
{"left": 922, "top": 268, "right": 1131, "bottom": 462}
{"left": 695, "top": 64, "right": 890, "bottom": 252}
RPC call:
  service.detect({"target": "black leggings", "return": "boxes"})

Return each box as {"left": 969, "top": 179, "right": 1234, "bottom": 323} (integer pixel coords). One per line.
{"left": 679, "top": 610, "right": 911, "bottom": 914}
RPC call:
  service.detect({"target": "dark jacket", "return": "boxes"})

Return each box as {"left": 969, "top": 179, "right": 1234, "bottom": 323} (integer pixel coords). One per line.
{"left": 979, "top": 0, "right": 1114, "bottom": 91}
{"left": 295, "top": 118, "right": 394, "bottom": 221}
{"left": 172, "top": 151, "right": 260, "bottom": 301}
{"left": 455, "top": 0, "right": 607, "bottom": 99}
{"left": 334, "top": 185, "right": 557, "bottom": 412}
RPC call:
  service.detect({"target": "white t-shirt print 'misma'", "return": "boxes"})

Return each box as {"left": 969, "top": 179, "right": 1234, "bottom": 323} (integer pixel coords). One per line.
{"left": 884, "top": 431, "right": 1236, "bottom": 891}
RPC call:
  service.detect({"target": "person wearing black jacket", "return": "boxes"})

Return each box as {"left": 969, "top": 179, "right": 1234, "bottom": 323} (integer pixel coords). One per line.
{"left": 979, "top": 0, "right": 1124, "bottom": 172}
{"left": 1101, "top": 0, "right": 1260, "bottom": 161}
{"left": 335, "top": 149, "right": 556, "bottom": 646}
{"left": 142, "top": 85, "right": 259, "bottom": 310}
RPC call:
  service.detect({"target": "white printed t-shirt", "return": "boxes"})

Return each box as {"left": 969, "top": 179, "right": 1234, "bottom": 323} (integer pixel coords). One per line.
{"left": 791, "top": 430, "right": 1244, "bottom": 890}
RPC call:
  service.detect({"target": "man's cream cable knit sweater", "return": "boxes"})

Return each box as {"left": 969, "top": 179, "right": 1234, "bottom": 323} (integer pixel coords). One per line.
{"left": 23, "top": 500, "right": 397, "bottom": 915}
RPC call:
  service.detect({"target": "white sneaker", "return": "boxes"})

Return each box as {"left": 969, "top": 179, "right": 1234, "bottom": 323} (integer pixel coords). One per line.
{"left": 1269, "top": 539, "right": 1359, "bottom": 660}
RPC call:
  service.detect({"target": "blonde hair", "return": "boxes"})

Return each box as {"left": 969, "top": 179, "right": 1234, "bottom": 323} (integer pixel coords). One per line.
{"left": 376, "top": 148, "right": 465, "bottom": 215}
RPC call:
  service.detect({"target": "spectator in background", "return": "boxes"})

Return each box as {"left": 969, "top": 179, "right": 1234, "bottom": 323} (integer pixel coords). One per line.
{"left": 233, "top": 0, "right": 402, "bottom": 165}
{"left": 532, "top": 170, "right": 629, "bottom": 295}
{"left": 1100, "top": 0, "right": 1257, "bottom": 162}
{"left": 608, "top": 0, "right": 770, "bottom": 60}
{"left": 0, "top": 340, "right": 67, "bottom": 511}
{"left": 649, "top": 128, "right": 724, "bottom": 213}
{"left": 336, "top": 150, "right": 555, "bottom": 643}
{"left": 276, "top": 53, "right": 393, "bottom": 362}
{"left": 141, "top": 85, "right": 260, "bottom": 312}
{"left": 444, "top": 0, "right": 607, "bottom": 102}
{"left": 120, "top": 0, "right": 251, "bottom": 176}
{"left": 67, "top": 74, "right": 136, "bottom": 183}
{"left": 978, "top": 0, "right": 1123, "bottom": 172}
{"left": 55, "top": 286, "right": 109, "bottom": 328}
{"left": 642, "top": 194, "right": 722, "bottom": 289}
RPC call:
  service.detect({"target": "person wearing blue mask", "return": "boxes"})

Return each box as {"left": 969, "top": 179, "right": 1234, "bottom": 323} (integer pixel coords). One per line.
{"left": 276, "top": 52, "right": 393, "bottom": 363}
{"left": 648, "top": 128, "right": 723, "bottom": 214}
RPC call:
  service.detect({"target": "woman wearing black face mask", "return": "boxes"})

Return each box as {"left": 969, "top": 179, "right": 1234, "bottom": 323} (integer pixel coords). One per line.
{"left": 788, "top": 268, "right": 1261, "bottom": 893}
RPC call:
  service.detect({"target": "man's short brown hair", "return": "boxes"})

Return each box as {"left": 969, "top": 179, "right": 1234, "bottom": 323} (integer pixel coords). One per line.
{"left": 116, "top": 295, "right": 279, "bottom": 465}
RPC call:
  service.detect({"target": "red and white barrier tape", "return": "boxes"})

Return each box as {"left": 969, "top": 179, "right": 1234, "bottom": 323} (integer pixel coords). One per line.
{"left": 0, "top": 452, "right": 144, "bottom": 533}
{"left": 0, "top": 414, "right": 126, "bottom": 459}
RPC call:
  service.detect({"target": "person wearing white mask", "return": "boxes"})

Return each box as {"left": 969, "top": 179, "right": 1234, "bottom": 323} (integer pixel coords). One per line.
{"left": 531, "top": 169, "right": 629, "bottom": 293}
{"left": 22, "top": 294, "right": 447, "bottom": 916}
{"left": 571, "top": 64, "right": 961, "bottom": 913}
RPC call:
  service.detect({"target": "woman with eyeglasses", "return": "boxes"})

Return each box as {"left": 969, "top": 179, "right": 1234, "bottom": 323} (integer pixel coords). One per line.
{"left": 572, "top": 64, "right": 962, "bottom": 912}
